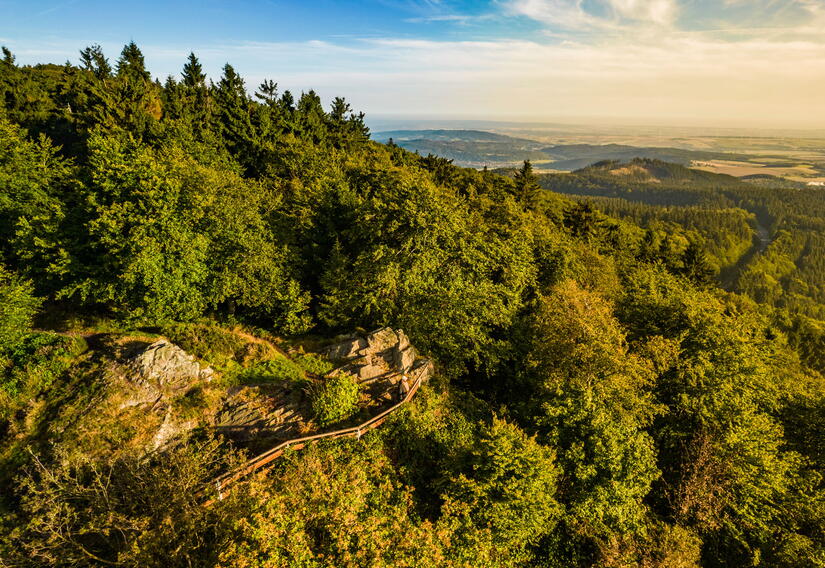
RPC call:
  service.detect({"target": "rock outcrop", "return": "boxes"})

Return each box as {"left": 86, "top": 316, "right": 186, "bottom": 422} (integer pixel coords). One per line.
{"left": 128, "top": 339, "right": 214, "bottom": 392}
{"left": 323, "top": 327, "right": 418, "bottom": 382}
{"left": 215, "top": 384, "right": 304, "bottom": 441}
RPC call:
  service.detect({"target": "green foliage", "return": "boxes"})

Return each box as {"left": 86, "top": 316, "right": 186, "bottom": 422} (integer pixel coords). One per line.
{"left": 293, "top": 351, "right": 334, "bottom": 375}
{"left": 619, "top": 266, "right": 823, "bottom": 564}
{"left": 0, "top": 332, "right": 85, "bottom": 419}
{"left": 7, "top": 438, "right": 242, "bottom": 567}
{"left": 441, "top": 418, "right": 562, "bottom": 564}
{"left": 0, "top": 265, "right": 40, "bottom": 352}
{"left": 308, "top": 374, "right": 360, "bottom": 427}
{"left": 235, "top": 356, "right": 306, "bottom": 385}
{"left": 1, "top": 44, "right": 824, "bottom": 568}
{"left": 217, "top": 437, "right": 452, "bottom": 567}
{"left": 521, "top": 280, "right": 660, "bottom": 538}
{"left": 160, "top": 322, "right": 248, "bottom": 366}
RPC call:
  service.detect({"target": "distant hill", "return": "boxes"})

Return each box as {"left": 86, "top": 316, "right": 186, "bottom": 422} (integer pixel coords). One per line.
{"left": 372, "top": 129, "right": 549, "bottom": 167}
{"left": 575, "top": 158, "right": 744, "bottom": 186}
{"left": 372, "top": 129, "right": 541, "bottom": 144}
{"left": 372, "top": 130, "right": 748, "bottom": 170}
{"left": 543, "top": 144, "right": 745, "bottom": 171}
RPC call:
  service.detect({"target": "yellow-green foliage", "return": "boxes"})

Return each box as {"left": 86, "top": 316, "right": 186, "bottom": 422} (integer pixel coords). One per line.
{"left": 235, "top": 357, "right": 306, "bottom": 385}
{"left": 0, "top": 332, "right": 86, "bottom": 418}
{"left": 160, "top": 322, "right": 249, "bottom": 367}
{"left": 307, "top": 374, "right": 360, "bottom": 427}
{"left": 1, "top": 44, "right": 824, "bottom": 568}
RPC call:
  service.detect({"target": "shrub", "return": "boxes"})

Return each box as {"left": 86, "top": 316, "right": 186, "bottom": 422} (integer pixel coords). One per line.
{"left": 0, "top": 266, "right": 41, "bottom": 353}
{"left": 308, "top": 374, "right": 360, "bottom": 427}
{"left": 0, "top": 333, "right": 86, "bottom": 418}
{"left": 160, "top": 323, "right": 247, "bottom": 366}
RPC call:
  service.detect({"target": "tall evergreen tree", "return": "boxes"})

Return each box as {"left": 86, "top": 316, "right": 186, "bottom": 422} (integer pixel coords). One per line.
{"left": 1, "top": 47, "right": 15, "bottom": 66}
{"left": 214, "top": 64, "right": 255, "bottom": 167}
{"left": 255, "top": 80, "right": 278, "bottom": 106}
{"left": 181, "top": 52, "right": 206, "bottom": 88}
{"left": 514, "top": 160, "right": 541, "bottom": 209}
{"left": 79, "top": 44, "right": 111, "bottom": 80}
{"left": 116, "top": 41, "right": 150, "bottom": 83}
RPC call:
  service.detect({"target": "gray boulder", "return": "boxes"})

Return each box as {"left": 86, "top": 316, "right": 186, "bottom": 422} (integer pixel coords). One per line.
{"left": 128, "top": 339, "right": 214, "bottom": 392}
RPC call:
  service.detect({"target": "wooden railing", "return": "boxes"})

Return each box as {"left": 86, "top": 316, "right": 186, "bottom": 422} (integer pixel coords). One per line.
{"left": 203, "top": 361, "right": 430, "bottom": 505}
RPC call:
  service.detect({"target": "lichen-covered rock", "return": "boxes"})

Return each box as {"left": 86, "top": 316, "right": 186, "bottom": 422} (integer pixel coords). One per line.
{"left": 128, "top": 339, "right": 213, "bottom": 391}
{"left": 152, "top": 410, "right": 196, "bottom": 451}
{"left": 324, "top": 336, "right": 368, "bottom": 360}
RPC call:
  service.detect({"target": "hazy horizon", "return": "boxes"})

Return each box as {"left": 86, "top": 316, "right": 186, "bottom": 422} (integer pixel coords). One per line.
{"left": 4, "top": 0, "right": 825, "bottom": 130}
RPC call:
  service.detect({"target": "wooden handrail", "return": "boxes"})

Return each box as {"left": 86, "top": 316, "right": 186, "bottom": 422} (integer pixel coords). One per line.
{"left": 203, "top": 361, "right": 429, "bottom": 504}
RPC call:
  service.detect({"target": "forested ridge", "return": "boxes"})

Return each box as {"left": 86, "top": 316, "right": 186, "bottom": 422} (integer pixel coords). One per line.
{"left": 539, "top": 158, "right": 825, "bottom": 373}
{"left": 0, "top": 44, "right": 823, "bottom": 567}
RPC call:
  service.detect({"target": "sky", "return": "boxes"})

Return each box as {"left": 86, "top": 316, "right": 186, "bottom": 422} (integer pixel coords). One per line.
{"left": 2, "top": 0, "right": 825, "bottom": 129}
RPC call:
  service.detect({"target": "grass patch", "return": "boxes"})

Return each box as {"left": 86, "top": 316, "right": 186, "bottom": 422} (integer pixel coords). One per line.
{"left": 293, "top": 352, "right": 334, "bottom": 375}
{"left": 171, "top": 386, "right": 210, "bottom": 421}
{"left": 233, "top": 356, "right": 307, "bottom": 386}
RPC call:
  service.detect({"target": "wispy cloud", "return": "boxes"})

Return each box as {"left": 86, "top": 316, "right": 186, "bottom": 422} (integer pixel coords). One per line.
{"left": 504, "top": 0, "right": 679, "bottom": 30}
{"left": 5, "top": 0, "right": 825, "bottom": 128}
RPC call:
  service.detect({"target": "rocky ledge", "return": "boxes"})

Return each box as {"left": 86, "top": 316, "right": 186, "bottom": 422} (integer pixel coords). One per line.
{"left": 323, "top": 327, "right": 418, "bottom": 382}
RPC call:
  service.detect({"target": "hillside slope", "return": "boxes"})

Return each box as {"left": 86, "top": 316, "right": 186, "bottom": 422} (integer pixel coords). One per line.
{"left": 1, "top": 44, "right": 824, "bottom": 568}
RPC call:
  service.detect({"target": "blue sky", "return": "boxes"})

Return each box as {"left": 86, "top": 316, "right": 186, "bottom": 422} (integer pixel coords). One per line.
{"left": 3, "top": 0, "right": 825, "bottom": 128}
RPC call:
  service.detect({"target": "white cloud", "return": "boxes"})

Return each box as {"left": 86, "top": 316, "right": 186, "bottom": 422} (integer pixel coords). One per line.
{"left": 6, "top": 0, "right": 825, "bottom": 129}
{"left": 504, "top": 0, "right": 678, "bottom": 29}
{"left": 607, "top": 0, "right": 677, "bottom": 24}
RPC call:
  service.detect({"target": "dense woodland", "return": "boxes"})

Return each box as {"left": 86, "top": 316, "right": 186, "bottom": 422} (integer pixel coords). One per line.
{"left": 0, "top": 44, "right": 824, "bottom": 567}
{"left": 540, "top": 159, "right": 825, "bottom": 373}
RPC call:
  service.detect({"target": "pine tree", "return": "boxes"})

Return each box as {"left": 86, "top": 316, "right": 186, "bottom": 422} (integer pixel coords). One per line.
{"left": 563, "top": 201, "right": 603, "bottom": 241}
{"left": 2, "top": 46, "right": 15, "bottom": 66}
{"left": 280, "top": 90, "right": 295, "bottom": 113}
{"left": 116, "top": 41, "right": 150, "bottom": 83}
{"left": 680, "top": 241, "right": 714, "bottom": 285}
{"left": 79, "top": 44, "right": 111, "bottom": 80}
{"left": 181, "top": 52, "right": 205, "bottom": 88}
{"left": 514, "top": 160, "right": 541, "bottom": 209}
{"left": 255, "top": 80, "right": 278, "bottom": 106}
{"left": 214, "top": 63, "right": 254, "bottom": 165}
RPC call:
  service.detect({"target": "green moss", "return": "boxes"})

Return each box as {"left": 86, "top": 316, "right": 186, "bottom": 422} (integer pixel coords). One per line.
{"left": 294, "top": 352, "right": 334, "bottom": 375}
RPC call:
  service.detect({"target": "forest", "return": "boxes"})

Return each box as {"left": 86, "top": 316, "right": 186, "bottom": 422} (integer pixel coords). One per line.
{"left": 539, "top": 158, "right": 825, "bottom": 373}
{"left": 0, "top": 44, "right": 824, "bottom": 567}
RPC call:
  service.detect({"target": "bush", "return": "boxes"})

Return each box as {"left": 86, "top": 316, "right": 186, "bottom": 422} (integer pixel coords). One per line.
{"left": 160, "top": 323, "right": 247, "bottom": 366}
{"left": 308, "top": 374, "right": 360, "bottom": 427}
{"left": 0, "top": 266, "right": 41, "bottom": 353}
{"left": 0, "top": 332, "right": 86, "bottom": 418}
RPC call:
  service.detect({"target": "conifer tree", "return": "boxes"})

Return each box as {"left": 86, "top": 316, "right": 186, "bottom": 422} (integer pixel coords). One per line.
{"left": 2, "top": 46, "right": 15, "bottom": 66}
{"left": 116, "top": 41, "right": 150, "bottom": 83}
{"left": 514, "top": 160, "right": 541, "bottom": 209}
{"left": 79, "top": 44, "right": 111, "bottom": 80}
{"left": 280, "top": 90, "right": 295, "bottom": 113}
{"left": 214, "top": 64, "right": 254, "bottom": 166}
{"left": 181, "top": 52, "right": 206, "bottom": 88}
{"left": 255, "top": 80, "right": 278, "bottom": 106}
